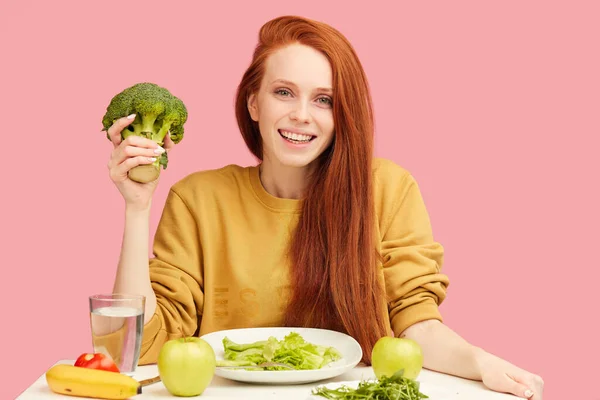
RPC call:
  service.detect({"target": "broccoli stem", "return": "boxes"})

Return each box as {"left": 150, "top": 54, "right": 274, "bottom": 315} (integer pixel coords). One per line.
{"left": 140, "top": 114, "right": 159, "bottom": 138}
{"left": 155, "top": 123, "right": 173, "bottom": 143}
{"left": 129, "top": 163, "right": 160, "bottom": 183}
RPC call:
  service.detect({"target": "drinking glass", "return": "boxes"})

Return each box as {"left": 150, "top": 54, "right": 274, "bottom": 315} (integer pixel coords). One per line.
{"left": 89, "top": 294, "right": 145, "bottom": 375}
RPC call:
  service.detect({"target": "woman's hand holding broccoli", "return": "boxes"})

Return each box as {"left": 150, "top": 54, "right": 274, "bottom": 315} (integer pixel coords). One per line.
{"left": 106, "top": 115, "right": 175, "bottom": 212}
{"left": 101, "top": 82, "right": 187, "bottom": 210}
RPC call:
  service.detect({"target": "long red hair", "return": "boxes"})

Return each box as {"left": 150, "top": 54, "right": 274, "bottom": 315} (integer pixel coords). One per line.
{"left": 235, "top": 15, "right": 387, "bottom": 364}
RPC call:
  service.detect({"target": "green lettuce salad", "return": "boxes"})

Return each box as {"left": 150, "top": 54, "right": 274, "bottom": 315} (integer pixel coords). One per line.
{"left": 216, "top": 332, "right": 342, "bottom": 370}
{"left": 311, "top": 370, "right": 429, "bottom": 400}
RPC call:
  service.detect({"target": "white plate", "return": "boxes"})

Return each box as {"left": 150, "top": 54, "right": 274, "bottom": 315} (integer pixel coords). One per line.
{"left": 200, "top": 327, "right": 362, "bottom": 384}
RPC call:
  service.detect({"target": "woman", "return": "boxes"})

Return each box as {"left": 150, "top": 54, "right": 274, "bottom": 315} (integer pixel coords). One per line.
{"left": 104, "top": 15, "right": 543, "bottom": 399}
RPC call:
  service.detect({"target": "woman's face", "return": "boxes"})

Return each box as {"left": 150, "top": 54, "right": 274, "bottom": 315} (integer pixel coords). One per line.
{"left": 248, "top": 43, "right": 335, "bottom": 169}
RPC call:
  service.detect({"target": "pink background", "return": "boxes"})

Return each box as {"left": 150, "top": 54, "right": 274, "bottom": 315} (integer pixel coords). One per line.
{"left": 1, "top": 1, "right": 598, "bottom": 399}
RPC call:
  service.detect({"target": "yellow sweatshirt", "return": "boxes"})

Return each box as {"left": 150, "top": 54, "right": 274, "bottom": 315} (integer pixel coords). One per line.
{"left": 96, "top": 158, "right": 450, "bottom": 365}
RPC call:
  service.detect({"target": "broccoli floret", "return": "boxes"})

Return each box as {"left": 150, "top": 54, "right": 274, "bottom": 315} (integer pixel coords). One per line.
{"left": 101, "top": 82, "right": 188, "bottom": 183}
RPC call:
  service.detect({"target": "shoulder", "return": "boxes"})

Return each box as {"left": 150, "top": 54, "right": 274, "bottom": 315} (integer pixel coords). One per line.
{"left": 371, "top": 157, "right": 416, "bottom": 192}
{"left": 169, "top": 163, "right": 252, "bottom": 200}
{"left": 174, "top": 163, "right": 250, "bottom": 187}
{"left": 371, "top": 157, "right": 422, "bottom": 225}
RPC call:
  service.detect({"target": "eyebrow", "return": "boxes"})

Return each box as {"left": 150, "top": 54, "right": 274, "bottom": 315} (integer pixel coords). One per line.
{"left": 270, "top": 79, "right": 333, "bottom": 94}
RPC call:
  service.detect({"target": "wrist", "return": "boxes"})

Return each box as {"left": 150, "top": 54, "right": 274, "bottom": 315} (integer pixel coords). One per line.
{"left": 471, "top": 346, "right": 489, "bottom": 380}
{"left": 125, "top": 201, "right": 152, "bottom": 215}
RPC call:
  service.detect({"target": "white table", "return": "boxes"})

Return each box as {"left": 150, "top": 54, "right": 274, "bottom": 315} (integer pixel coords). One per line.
{"left": 18, "top": 360, "right": 524, "bottom": 399}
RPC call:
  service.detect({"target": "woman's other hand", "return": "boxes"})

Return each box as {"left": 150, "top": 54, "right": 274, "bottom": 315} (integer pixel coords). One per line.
{"left": 475, "top": 347, "right": 544, "bottom": 399}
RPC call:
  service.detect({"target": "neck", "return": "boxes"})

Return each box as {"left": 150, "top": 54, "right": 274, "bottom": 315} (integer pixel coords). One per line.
{"left": 259, "top": 157, "right": 313, "bottom": 200}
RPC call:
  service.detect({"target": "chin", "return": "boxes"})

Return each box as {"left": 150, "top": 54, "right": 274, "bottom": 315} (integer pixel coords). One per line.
{"left": 275, "top": 153, "right": 321, "bottom": 169}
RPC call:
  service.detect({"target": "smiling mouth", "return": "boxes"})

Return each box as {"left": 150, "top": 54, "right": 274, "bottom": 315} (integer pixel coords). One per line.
{"left": 278, "top": 129, "right": 316, "bottom": 144}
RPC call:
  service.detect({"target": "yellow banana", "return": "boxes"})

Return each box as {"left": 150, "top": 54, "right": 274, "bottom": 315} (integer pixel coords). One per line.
{"left": 45, "top": 364, "right": 141, "bottom": 399}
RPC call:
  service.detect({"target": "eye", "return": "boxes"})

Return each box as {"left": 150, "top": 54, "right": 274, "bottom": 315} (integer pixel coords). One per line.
{"left": 317, "top": 97, "right": 333, "bottom": 106}
{"left": 275, "top": 89, "right": 292, "bottom": 96}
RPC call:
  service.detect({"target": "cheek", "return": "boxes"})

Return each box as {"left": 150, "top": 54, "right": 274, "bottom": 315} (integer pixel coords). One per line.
{"left": 258, "top": 120, "right": 271, "bottom": 144}
{"left": 256, "top": 98, "right": 275, "bottom": 139}
{"left": 317, "top": 112, "right": 335, "bottom": 139}
{"left": 259, "top": 95, "right": 285, "bottom": 118}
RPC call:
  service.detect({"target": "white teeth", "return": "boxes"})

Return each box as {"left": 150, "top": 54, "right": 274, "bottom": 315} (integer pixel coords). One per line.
{"left": 280, "top": 130, "right": 313, "bottom": 142}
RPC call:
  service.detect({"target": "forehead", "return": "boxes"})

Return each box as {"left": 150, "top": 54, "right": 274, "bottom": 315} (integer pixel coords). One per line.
{"left": 263, "top": 43, "right": 332, "bottom": 89}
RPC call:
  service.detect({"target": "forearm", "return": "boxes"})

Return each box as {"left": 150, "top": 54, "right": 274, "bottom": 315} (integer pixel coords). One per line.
{"left": 113, "top": 205, "right": 157, "bottom": 324}
{"left": 400, "top": 319, "right": 483, "bottom": 380}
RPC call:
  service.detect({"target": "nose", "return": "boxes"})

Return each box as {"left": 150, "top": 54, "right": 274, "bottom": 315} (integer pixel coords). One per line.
{"left": 290, "top": 100, "right": 311, "bottom": 123}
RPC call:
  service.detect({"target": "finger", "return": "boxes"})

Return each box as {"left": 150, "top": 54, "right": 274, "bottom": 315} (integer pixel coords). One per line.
{"left": 520, "top": 386, "right": 534, "bottom": 399}
{"left": 111, "top": 156, "right": 157, "bottom": 181}
{"left": 108, "top": 141, "right": 164, "bottom": 170}
{"left": 485, "top": 373, "right": 533, "bottom": 400}
{"left": 529, "top": 381, "right": 543, "bottom": 400}
{"left": 107, "top": 114, "right": 136, "bottom": 148}
{"left": 163, "top": 133, "right": 175, "bottom": 151}
{"left": 505, "top": 374, "right": 535, "bottom": 399}
{"left": 515, "top": 373, "right": 544, "bottom": 400}
{"left": 122, "top": 134, "right": 162, "bottom": 149}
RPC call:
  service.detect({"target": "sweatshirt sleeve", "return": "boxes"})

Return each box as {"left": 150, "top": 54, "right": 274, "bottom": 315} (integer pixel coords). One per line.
{"left": 381, "top": 173, "right": 450, "bottom": 337}
{"left": 136, "top": 187, "right": 205, "bottom": 364}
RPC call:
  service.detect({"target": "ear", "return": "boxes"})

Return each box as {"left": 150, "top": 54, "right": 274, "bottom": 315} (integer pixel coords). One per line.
{"left": 247, "top": 93, "right": 259, "bottom": 122}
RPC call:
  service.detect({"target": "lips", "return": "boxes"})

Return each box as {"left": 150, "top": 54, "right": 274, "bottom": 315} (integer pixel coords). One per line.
{"left": 278, "top": 129, "right": 316, "bottom": 143}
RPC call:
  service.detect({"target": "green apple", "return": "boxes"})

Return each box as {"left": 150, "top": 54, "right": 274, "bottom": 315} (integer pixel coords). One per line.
{"left": 157, "top": 337, "right": 216, "bottom": 397}
{"left": 371, "top": 336, "right": 423, "bottom": 380}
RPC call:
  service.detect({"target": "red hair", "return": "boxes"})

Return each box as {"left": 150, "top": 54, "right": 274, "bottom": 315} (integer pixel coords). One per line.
{"left": 235, "top": 15, "right": 387, "bottom": 364}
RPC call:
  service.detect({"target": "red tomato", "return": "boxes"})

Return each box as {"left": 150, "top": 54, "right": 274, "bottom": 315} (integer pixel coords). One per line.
{"left": 74, "top": 353, "right": 120, "bottom": 373}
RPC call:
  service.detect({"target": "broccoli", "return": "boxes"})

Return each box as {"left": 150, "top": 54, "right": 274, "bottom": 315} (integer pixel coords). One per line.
{"left": 101, "top": 82, "right": 188, "bottom": 183}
